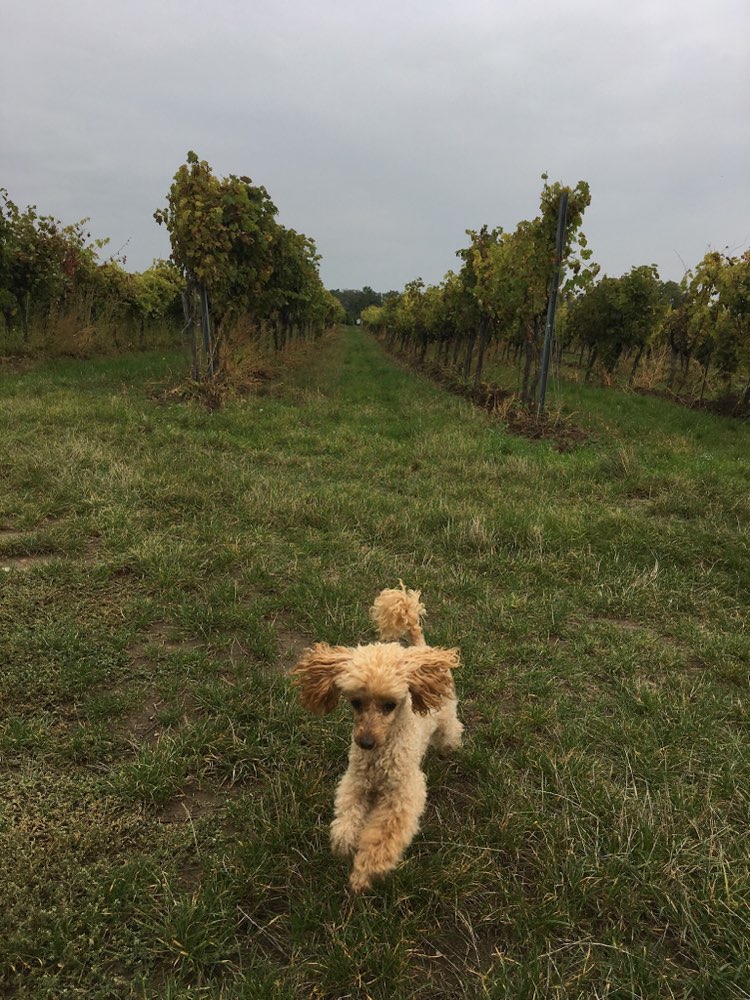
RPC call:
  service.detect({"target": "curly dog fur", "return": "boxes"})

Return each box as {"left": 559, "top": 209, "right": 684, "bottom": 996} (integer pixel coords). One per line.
{"left": 292, "top": 584, "right": 463, "bottom": 892}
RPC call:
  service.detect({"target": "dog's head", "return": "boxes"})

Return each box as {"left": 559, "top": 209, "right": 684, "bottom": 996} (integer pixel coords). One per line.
{"left": 292, "top": 642, "right": 459, "bottom": 751}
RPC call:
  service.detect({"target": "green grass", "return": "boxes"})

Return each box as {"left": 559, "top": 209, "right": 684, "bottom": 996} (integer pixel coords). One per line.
{"left": 1, "top": 328, "right": 749, "bottom": 998}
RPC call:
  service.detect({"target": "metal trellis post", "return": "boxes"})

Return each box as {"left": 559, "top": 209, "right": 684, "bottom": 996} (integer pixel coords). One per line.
{"left": 537, "top": 190, "right": 569, "bottom": 415}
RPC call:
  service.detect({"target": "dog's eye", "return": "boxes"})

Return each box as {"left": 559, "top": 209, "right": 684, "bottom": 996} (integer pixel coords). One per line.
{"left": 382, "top": 701, "right": 397, "bottom": 714}
{"left": 351, "top": 699, "right": 363, "bottom": 711}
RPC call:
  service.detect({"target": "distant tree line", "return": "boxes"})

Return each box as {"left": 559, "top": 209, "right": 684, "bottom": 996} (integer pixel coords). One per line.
{"left": 328, "top": 287, "right": 397, "bottom": 325}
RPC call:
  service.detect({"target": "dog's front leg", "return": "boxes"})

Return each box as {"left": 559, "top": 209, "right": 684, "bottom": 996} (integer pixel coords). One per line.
{"left": 349, "top": 773, "right": 427, "bottom": 892}
{"left": 330, "top": 768, "right": 370, "bottom": 858}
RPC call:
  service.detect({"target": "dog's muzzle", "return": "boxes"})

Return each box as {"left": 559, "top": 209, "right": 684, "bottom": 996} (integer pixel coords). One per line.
{"left": 356, "top": 734, "right": 376, "bottom": 750}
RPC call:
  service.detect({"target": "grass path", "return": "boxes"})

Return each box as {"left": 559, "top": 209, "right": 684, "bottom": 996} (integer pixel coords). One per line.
{"left": 1, "top": 328, "right": 749, "bottom": 998}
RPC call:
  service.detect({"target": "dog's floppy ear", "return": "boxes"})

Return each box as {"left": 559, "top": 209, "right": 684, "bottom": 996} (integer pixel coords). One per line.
{"left": 403, "top": 647, "right": 459, "bottom": 715}
{"left": 292, "top": 643, "right": 351, "bottom": 715}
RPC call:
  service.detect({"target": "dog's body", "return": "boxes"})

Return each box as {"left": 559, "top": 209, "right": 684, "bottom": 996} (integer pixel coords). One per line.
{"left": 293, "top": 585, "right": 462, "bottom": 892}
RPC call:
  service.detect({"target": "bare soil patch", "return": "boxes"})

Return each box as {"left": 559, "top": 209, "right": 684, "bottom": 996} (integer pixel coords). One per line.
{"left": 1, "top": 525, "right": 64, "bottom": 570}
{"left": 0, "top": 521, "right": 96, "bottom": 571}
{"left": 275, "top": 625, "right": 309, "bottom": 672}
{"left": 679, "top": 655, "right": 709, "bottom": 677}
{"left": 157, "top": 783, "right": 232, "bottom": 824}
{"left": 597, "top": 616, "right": 644, "bottom": 633}
{"left": 0, "top": 528, "right": 27, "bottom": 542}
{"left": 221, "top": 615, "right": 309, "bottom": 675}
{"left": 122, "top": 694, "right": 169, "bottom": 746}
{"left": 0, "top": 552, "right": 60, "bottom": 572}
{"left": 127, "top": 622, "right": 203, "bottom": 665}
{"left": 175, "top": 860, "right": 204, "bottom": 891}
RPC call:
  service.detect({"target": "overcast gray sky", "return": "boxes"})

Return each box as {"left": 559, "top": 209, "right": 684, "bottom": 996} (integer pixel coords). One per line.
{"left": 3, "top": 0, "right": 748, "bottom": 291}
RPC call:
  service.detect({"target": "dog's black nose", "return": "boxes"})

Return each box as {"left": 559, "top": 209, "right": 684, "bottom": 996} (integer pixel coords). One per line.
{"left": 356, "top": 734, "right": 376, "bottom": 750}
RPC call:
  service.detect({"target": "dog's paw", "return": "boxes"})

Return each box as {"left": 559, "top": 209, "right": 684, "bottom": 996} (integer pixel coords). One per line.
{"left": 348, "top": 868, "right": 372, "bottom": 894}
{"left": 436, "top": 735, "right": 463, "bottom": 756}
{"left": 431, "top": 720, "right": 464, "bottom": 755}
{"left": 330, "top": 822, "right": 359, "bottom": 859}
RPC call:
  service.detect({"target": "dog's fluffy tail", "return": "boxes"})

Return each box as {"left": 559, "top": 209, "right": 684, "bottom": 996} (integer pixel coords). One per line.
{"left": 370, "top": 582, "right": 426, "bottom": 646}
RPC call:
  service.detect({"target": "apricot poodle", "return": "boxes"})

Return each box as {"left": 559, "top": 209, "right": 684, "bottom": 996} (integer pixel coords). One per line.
{"left": 292, "top": 584, "right": 463, "bottom": 892}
